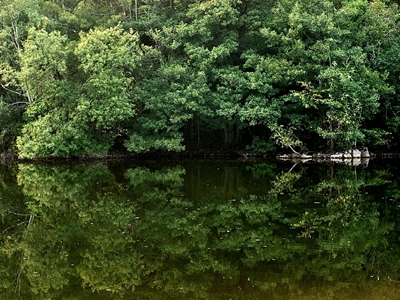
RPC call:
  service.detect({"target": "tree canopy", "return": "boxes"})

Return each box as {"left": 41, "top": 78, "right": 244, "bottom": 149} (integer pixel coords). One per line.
{"left": 1, "top": 0, "right": 400, "bottom": 157}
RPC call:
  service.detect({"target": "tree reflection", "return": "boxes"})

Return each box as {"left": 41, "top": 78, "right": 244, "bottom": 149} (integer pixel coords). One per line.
{"left": 0, "top": 161, "right": 399, "bottom": 299}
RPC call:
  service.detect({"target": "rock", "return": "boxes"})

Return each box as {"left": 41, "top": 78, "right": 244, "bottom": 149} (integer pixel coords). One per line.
{"left": 331, "top": 153, "right": 343, "bottom": 159}
{"left": 343, "top": 152, "right": 352, "bottom": 159}
{"left": 352, "top": 158, "right": 362, "bottom": 166}
{"left": 361, "top": 148, "right": 370, "bottom": 158}
{"left": 352, "top": 149, "right": 361, "bottom": 158}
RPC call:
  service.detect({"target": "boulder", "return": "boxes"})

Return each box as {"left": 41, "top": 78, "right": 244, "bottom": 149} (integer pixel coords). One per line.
{"left": 352, "top": 149, "right": 361, "bottom": 158}
{"left": 331, "top": 153, "right": 343, "bottom": 159}
{"left": 343, "top": 152, "right": 352, "bottom": 159}
{"left": 361, "top": 148, "right": 370, "bottom": 158}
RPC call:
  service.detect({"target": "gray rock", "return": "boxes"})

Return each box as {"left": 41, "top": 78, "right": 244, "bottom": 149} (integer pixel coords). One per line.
{"left": 331, "top": 153, "right": 343, "bottom": 159}
{"left": 361, "top": 148, "right": 370, "bottom": 158}
{"left": 343, "top": 152, "right": 352, "bottom": 159}
{"left": 352, "top": 149, "right": 361, "bottom": 158}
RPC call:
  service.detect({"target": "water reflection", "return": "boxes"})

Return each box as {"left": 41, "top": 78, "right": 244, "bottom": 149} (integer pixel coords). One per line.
{"left": 0, "top": 160, "right": 400, "bottom": 299}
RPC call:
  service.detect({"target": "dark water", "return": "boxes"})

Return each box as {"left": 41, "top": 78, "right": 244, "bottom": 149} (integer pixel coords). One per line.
{"left": 1, "top": 159, "right": 400, "bottom": 299}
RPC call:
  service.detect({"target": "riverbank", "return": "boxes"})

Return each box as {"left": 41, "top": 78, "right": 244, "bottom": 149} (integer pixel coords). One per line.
{"left": 2, "top": 149, "right": 400, "bottom": 164}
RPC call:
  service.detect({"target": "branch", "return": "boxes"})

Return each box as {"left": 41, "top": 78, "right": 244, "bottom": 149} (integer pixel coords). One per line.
{"left": 8, "top": 211, "right": 31, "bottom": 216}
{"left": 0, "top": 83, "right": 30, "bottom": 105}
{"left": 7, "top": 101, "right": 29, "bottom": 106}
{"left": 273, "top": 128, "right": 301, "bottom": 155}
{"left": 288, "top": 144, "right": 301, "bottom": 155}
{"left": 0, "top": 83, "right": 24, "bottom": 96}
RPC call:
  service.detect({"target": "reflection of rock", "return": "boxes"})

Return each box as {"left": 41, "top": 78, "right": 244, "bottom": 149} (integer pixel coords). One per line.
{"left": 342, "top": 159, "right": 352, "bottom": 166}
{"left": 331, "top": 158, "right": 344, "bottom": 164}
{"left": 361, "top": 158, "right": 370, "bottom": 167}
{"left": 352, "top": 158, "right": 362, "bottom": 166}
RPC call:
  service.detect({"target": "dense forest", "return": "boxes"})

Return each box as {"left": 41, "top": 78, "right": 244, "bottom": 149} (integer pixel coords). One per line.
{"left": 1, "top": 0, "right": 400, "bottom": 158}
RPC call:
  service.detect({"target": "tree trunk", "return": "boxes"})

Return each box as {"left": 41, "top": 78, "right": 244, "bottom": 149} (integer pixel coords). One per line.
{"left": 235, "top": 125, "right": 242, "bottom": 145}
{"left": 135, "top": 0, "right": 138, "bottom": 20}
{"left": 224, "top": 123, "right": 242, "bottom": 148}
{"left": 329, "top": 120, "right": 334, "bottom": 152}
{"left": 224, "top": 123, "right": 235, "bottom": 148}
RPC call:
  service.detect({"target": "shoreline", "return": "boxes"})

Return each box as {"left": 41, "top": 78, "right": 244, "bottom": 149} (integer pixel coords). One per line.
{"left": 2, "top": 149, "right": 400, "bottom": 165}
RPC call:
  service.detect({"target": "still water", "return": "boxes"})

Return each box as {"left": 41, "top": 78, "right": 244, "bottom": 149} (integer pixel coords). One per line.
{"left": 0, "top": 159, "right": 400, "bottom": 299}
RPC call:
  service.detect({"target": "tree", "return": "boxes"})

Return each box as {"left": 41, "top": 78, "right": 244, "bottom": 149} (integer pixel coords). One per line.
{"left": 16, "top": 24, "right": 142, "bottom": 158}
{"left": 240, "top": 0, "right": 391, "bottom": 152}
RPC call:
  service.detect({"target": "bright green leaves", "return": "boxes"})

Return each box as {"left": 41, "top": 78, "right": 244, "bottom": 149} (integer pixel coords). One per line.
{"left": 174, "top": 0, "right": 255, "bottom": 148}
{"left": 17, "top": 81, "right": 114, "bottom": 158}
{"left": 75, "top": 25, "right": 140, "bottom": 143}
{"left": 81, "top": 72, "right": 132, "bottom": 127}
{"left": 239, "top": 51, "right": 301, "bottom": 144}
{"left": 0, "top": 0, "right": 42, "bottom": 102}
{"left": 75, "top": 26, "right": 140, "bottom": 122}
{"left": 17, "top": 25, "right": 142, "bottom": 158}
{"left": 17, "top": 108, "right": 110, "bottom": 158}
{"left": 0, "top": 0, "right": 43, "bottom": 152}
{"left": 19, "top": 28, "right": 68, "bottom": 102}
{"left": 10, "top": 27, "right": 77, "bottom": 158}
{"left": 75, "top": 25, "right": 140, "bottom": 74}
{"left": 185, "top": 0, "right": 241, "bottom": 43}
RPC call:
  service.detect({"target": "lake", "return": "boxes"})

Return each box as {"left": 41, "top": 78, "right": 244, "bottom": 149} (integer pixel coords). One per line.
{"left": 1, "top": 158, "right": 400, "bottom": 299}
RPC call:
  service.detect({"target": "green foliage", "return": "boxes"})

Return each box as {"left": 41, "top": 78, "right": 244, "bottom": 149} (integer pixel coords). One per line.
{"left": 18, "top": 28, "right": 68, "bottom": 100}
{"left": 0, "top": 99, "right": 23, "bottom": 151}
{"left": 2, "top": 0, "right": 400, "bottom": 156}
{"left": 124, "top": 59, "right": 203, "bottom": 152}
{"left": 246, "top": 136, "right": 276, "bottom": 153}
{"left": 75, "top": 25, "right": 140, "bottom": 128}
{"left": 17, "top": 108, "right": 112, "bottom": 158}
